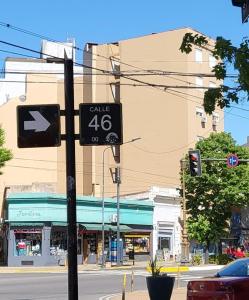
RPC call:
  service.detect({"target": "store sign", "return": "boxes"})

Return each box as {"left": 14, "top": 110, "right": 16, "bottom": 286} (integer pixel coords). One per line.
{"left": 79, "top": 103, "right": 123, "bottom": 145}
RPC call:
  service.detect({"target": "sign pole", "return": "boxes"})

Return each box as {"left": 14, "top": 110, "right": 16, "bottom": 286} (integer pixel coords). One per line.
{"left": 116, "top": 166, "right": 121, "bottom": 266}
{"left": 64, "top": 54, "right": 78, "bottom": 300}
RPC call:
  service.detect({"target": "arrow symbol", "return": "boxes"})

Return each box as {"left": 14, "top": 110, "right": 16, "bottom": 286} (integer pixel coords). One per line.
{"left": 24, "top": 111, "right": 51, "bottom": 132}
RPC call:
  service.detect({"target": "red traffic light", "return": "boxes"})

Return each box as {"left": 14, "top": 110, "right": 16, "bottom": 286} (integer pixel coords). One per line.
{"left": 188, "top": 150, "right": 202, "bottom": 176}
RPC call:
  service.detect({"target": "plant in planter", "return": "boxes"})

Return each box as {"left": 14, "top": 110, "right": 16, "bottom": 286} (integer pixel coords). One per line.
{"left": 146, "top": 257, "right": 175, "bottom": 300}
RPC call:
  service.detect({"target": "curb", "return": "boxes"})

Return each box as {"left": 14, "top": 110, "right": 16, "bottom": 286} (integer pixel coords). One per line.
{"left": 188, "top": 265, "right": 224, "bottom": 271}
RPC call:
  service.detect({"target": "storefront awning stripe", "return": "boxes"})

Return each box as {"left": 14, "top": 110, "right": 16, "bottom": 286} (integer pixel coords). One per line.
{"left": 124, "top": 234, "right": 150, "bottom": 238}
{"left": 52, "top": 222, "right": 67, "bottom": 227}
{"left": 10, "top": 223, "right": 44, "bottom": 227}
{"left": 80, "top": 223, "right": 132, "bottom": 232}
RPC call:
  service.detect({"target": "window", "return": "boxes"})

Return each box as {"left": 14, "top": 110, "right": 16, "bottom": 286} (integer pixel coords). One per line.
{"left": 124, "top": 235, "right": 150, "bottom": 254}
{"left": 14, "top": 229, "right": 42, "bottom": 257}
{"left": 209, "top": 55, "right": 216, "bottom": 68}
{"left": 50, "top": 228, "right": 67, "bottom": 255}
{"left": 110, "top": 58, "right": 120, "bottom": 79}
{"left": 209, "top": 82, "right": 216, "bottom": 88}
{"left": 195, "top": 77, "right": 203, "bottom": 91}
{"left": 110, "top": 82, "right": 120, "bottom": 101}
{"left": 157, "top": 222, "right": 173, "bottom": 253}
{"left": 196, "top": 106, "right": 204, "bottom": 117}
{"left": 212, "top": 112, "right": 219, "bottom": 131}
{"left": 195, "top": 49, "right": 203, "bottom": 63}
{"left": 212, "top": 112, "right": 219, "bottom": 125}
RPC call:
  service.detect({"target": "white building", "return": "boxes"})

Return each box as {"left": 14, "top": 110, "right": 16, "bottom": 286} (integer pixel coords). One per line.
{"left": 123, "top": 186, "right": 181, "bottom": 259}
{"left": 0, "top": 39, "right": 81, "bottom": 105}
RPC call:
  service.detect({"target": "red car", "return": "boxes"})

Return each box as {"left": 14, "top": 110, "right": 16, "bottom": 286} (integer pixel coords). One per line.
{"left": 187, "top": 257, "right": 249, "bottom": 299}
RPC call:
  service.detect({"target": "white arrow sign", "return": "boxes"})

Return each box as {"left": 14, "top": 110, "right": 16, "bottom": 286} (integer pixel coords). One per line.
{"left": 24, "top": 111, "right": 51, "bottom": 132}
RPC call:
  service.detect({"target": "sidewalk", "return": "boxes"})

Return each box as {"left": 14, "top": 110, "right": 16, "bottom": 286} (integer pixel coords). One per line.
{"left": 0, "top": 260, "right": 224, "bottom": 273}
{"left": 110, "top": 288, "right": 187, "bottom": 300}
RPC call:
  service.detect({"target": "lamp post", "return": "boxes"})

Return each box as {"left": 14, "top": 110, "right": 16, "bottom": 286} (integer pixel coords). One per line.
{"left": 115, "top": 166, "right": 121, "bottom": 266}
{"left": 180, "top": 159, "right": 189, "bottom": 263}
{"left": 101, "top": 137, "right": 141, "bottom": 268}
{"left": 101, "top": 145, "right": 112, "bottom": 268}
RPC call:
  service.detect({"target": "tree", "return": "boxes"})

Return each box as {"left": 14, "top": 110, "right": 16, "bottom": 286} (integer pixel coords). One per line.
{"left": 183, "top": 132, "right": 249, "bottom": 258}
{"left": 0, "top": 126, "right": 12, "bottom": 174}
{"left": 179, "top": 32, "right": 249, "bottom": 114}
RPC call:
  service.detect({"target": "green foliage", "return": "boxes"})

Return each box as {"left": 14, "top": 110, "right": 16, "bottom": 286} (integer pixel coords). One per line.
{"left": 182, "top": 132, "right": 249, "bottom": 249}
{"left": 208, "top": 254, "right": 233, "bottom": 265}
{"left": 191, "top": 254, "right": 202, "bottom": 266}
{"left": 148, "top": 257, "right": 163, "bottom": 277}
{"left": 215, "top": 254, "right": 233, "bottom": 265}
{"left": 180, "top": 32, "right": 249, "bottom": 114}
{"left": 0, "top": 127, "right": 12, "bottom": 174}
{"left": 208, "top": 255, "right": 217, "bottom": 264}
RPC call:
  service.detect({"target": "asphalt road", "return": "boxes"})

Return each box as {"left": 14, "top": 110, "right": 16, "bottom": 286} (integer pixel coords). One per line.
{"left": 0, "top": 269, "right": 217, "bottom": 300}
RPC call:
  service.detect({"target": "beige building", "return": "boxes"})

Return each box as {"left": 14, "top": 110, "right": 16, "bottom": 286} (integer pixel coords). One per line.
{"left": 0, "top": 27, "right": 223, "bottom": 207}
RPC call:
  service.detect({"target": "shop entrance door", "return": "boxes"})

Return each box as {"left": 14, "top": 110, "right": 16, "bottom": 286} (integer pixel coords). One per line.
{"left": 158, "top": 236, "right": 171, "bottom": 250}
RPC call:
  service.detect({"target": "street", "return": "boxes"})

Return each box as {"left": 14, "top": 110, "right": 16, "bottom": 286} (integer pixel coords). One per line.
{"left": 0, "top": 269, "right": 217, "bottom": 300}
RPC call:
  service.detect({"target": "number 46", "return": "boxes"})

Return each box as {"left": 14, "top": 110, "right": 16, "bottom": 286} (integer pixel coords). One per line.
{"left": 88, "top": 114, "right": 112, "bottom": 131}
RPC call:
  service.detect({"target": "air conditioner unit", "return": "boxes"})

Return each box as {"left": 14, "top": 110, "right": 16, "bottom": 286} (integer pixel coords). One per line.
{"left": 201, "top": 116, "right": 207, "bottom": 123}
{"left": 212, "top": 119, "right": 219, "bottom": 126}
{"left": 110, "top": 214, "right": 117, "bottom": 223}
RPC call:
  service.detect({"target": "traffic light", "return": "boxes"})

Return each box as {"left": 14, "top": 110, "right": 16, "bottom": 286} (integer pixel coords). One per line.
{"left": 188, "top": 150, "right": 202, "bottom": 177}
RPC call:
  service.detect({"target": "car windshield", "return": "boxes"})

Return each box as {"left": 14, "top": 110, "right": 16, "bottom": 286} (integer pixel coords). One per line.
{"left": 217, "top": 258, "right": 249, "bottom": 277}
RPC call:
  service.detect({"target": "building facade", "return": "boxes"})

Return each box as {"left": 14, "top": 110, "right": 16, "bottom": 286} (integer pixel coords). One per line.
{"left": 122, "top": 186, "right": 181, "bottom": 260}
{"left": 0, "top": 28, "right": 224, "bottom": 263}
{"left": 5, "top": 192, "right": 153, "bottom": 266}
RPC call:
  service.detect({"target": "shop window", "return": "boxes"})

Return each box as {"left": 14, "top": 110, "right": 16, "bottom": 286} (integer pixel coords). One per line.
{"left": 14, "top": 228, "right": 42, "bottom": 257}
{"left": 124, "top": 235, "right": 150, "bottom": 254}
{"left": 50, "top": 229, "right": 67, "bottom": 255}
{"left": 85, "top": 233, "right": 97, "bottom": 254}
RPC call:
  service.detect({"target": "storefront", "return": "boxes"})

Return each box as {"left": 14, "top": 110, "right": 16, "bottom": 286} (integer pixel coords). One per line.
{"left": 4, "top": 193, "right": 153, "bottom": 266}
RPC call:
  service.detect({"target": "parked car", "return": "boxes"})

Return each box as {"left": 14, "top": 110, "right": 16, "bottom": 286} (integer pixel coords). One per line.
{"left": 187, "top": 257, "right": 249, "bottom": 299}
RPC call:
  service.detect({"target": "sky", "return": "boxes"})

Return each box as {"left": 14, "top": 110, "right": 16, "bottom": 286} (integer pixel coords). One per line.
{"left": 0, "top": 0, "right": 249, "bottom": 145}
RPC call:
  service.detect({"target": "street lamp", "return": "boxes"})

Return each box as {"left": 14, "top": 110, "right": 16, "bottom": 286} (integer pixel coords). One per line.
{"left": 101, "top": 145, "right": 112, "bottom": 268}
{"left": 101, "top": 137, "right": 141, "bottom": 268}
{"left": 180, "top": 159, "right": 189, "bottom": 263}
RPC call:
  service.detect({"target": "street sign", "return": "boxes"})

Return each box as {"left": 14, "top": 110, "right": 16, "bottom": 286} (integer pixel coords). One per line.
{"left": 17, "top": 104, "right": 61, "bottom": 148}
{"left": 227, "top": 154, "right": 239, "bottom": 168}
{"left": 79, "top": 103, "right": 123, "bottom": 146}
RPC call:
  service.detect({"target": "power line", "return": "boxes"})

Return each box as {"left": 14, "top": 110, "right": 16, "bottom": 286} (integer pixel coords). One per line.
{"left": 1, "top": 29, "right": 248, "bottom": 150}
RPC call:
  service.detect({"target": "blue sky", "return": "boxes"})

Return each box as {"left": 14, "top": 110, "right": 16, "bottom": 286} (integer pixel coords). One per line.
{"left": 1, "top": 0, "right": 249, "bottom": 145}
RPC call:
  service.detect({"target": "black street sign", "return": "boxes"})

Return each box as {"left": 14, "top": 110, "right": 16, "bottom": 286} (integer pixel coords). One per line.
{"left": 79, "top": 103, "right": 123, "bottom": 145}
{"left": 17, "top": 104, "right": 61, "bottom": 148}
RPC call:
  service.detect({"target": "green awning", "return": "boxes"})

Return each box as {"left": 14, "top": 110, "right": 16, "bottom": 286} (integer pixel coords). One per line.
{"left": 80, "top": 223, "right": 132, "bottom": 232}
{"left": 52, "top": 222, "right": 67, "bottom": 227}
{"left": 10, "top": 223, "right": 44, "bottom": 227}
